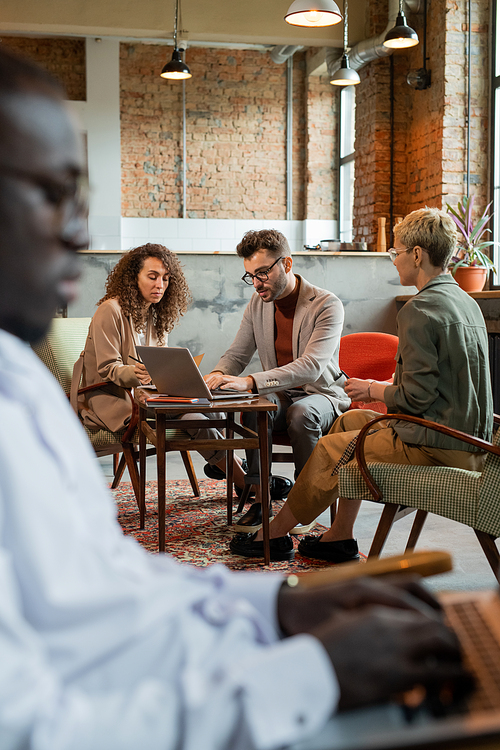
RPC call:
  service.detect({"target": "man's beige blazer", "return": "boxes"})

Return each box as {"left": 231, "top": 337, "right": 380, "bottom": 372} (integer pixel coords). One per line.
{"left": 214, "top": 275, "right": 350, "bottom": 413}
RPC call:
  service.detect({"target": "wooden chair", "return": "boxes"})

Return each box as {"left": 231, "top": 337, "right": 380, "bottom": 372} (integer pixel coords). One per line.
{"left": 32, "top": 317, "right": 199, "bottom": 521}
{"left": 337, "top": 413, "right": 500, "bottom": 582}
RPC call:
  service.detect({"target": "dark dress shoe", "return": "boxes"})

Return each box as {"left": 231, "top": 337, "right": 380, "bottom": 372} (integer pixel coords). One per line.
{"left": 297, "top": 535, "right": 359, "bottom": 563}
{"left": 230, "top": 532, "right": 295, "bottom": 561}
{"left": 203, "top": 463, "right": 226, "bottom": 480}
{"left": 270, "top": 476, "right": 293, "bottom": 500}
{"left": 204, "top": 460, "right": 248, "bottom": 480}
{"left": 233, "top": 502, "right": 272, "bottom": 533}
{"left": 235, "top": 476, "right": 292, "bottom": 501}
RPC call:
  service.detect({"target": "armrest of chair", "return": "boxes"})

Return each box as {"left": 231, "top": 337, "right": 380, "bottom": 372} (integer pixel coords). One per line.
{"left": 77, "top": 382, "right": 139, "bottom": 444}
{"left": 354, "top": 413, "right": 500, "bottom": 503}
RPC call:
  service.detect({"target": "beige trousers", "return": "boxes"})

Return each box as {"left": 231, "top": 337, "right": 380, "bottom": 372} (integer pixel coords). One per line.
{"left": 287, "top": 409, "right": 486, "bottom": 525}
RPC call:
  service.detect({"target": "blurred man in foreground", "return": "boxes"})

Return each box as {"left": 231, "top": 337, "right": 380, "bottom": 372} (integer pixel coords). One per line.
{"left": 0, "top": 46, "right": 467, "bottom": 750}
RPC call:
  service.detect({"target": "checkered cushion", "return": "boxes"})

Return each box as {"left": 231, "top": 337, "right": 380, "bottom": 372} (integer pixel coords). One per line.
{"left": 338, "top": 425, "right": 500, "bottom": 538}
{"left": 83, "top": 424, "right": 191, "bottom": 451}
{"left": 32, "top": 317, "right": 91, "bottom": 395}
{"left": 338, "top": 462, "right": 481, "bottom": 528}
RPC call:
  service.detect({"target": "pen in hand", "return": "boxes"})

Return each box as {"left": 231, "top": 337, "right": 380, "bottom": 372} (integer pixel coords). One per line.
{"left": 129, "top": 355, "right": 143, "bottom": 364}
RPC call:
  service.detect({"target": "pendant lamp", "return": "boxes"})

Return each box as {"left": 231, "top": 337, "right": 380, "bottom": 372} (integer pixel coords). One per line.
{"left": 330, "top": 0, "right": 360, "bottom": 86}
{"left": 284, "top": 0, "right": 342, "bottom": 27}
{"left": 160, "top": 0, "right": 192, "bottom": 80}
{"left": 383, "top": 0, "right": 419, "bottom": 49}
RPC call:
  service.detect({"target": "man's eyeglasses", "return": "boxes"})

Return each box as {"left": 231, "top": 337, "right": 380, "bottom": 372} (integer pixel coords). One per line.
{"left": 0, "top": 165, "right": 89, "bottom": 220}
{"left": 388, "top": 247, "right": 413, "bottom": 262}
{"left": 241, "top": 256, "right": 285, "bottom": 285}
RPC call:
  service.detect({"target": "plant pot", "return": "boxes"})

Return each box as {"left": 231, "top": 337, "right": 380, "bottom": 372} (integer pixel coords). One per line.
{"left": 452, "top": 266, "right": 488, "bottom": 293}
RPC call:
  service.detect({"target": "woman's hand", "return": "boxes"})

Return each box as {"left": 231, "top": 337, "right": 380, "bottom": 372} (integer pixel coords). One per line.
{"left": 134, "top": 362, "right": 152, "bottom": 385}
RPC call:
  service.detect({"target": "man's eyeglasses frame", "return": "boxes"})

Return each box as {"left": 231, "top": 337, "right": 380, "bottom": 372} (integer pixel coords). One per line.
{"left": 241, "top": 256, "right": 286, "bottom": 285}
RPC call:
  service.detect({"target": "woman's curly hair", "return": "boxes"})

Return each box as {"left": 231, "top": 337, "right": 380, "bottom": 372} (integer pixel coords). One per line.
{"left": 99, "top": 244, "right": 192, "bottom": 345}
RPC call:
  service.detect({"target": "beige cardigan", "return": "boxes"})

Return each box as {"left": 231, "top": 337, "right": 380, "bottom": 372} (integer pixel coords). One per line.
{"left": 71, "top": 298, "right": 166, "bottom": 432}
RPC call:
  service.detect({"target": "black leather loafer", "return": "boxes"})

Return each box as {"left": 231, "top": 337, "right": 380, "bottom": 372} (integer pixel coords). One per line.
{"left": 270, "top": 476, "right": 294, "bottom": 500}
{"left": 233, "top": 502, "right": 272, "bottom": 533}
{"left": 297, "top": 536, "right": 359, "bottom": 563}
{"left": 204, "top": 460, "right": 248, "bottom": 481}
{"left": 229, "top": 532, "right": 295, "bottom": 561}
{"left": 203, "top": 463, "right": 226, "bottom": 480}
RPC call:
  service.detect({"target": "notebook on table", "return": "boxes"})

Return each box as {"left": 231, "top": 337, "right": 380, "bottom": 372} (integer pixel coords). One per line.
{"left": 136, "top": 346, "right": 255, "bottom": 402}
{"left": 292, "top": 585, "right": 500, "bottom": 750}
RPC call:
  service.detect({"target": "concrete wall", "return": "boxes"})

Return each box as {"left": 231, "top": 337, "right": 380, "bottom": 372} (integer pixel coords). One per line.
{"left": 68, "top": 252, "right": 405, "bottom": 374}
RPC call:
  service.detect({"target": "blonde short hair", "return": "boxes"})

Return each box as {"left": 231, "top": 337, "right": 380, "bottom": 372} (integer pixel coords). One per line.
{"left": 394, "top": 207, "right": 457, "bottom": 269}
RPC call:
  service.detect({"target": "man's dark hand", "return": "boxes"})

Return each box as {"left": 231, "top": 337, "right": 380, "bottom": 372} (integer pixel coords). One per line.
{"left": 311, "top": 605, "right": 468, "bottom": 712}
{"left": 277, "top": 575, "right": 441, "bottom": 637}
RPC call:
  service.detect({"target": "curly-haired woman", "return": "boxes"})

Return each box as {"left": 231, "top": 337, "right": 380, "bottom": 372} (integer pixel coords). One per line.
{"left": 73, "top": 244, "right": 245, "bottom": 484}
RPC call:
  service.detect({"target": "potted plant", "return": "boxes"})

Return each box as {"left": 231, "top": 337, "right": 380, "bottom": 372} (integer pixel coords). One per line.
{"left": 446, "top": 196, "right": 497, "bottom": 293}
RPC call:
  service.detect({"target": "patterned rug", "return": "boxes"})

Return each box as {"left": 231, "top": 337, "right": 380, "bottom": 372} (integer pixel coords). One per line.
{"left": 112, "top": 479, "right": 348, "bottom": 572}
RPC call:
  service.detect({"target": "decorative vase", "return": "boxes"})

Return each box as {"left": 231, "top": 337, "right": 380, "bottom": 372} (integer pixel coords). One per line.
{"left": 376, "top": 217, "right": 387, "bottom": 253}
{"left": 453, "top": 266, "right": 487, "bottom": 293}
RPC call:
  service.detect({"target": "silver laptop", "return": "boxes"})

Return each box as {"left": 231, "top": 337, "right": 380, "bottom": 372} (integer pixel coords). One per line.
{"left": 292, "top": 588, "right": 500, "bottom": 750}
{"left": 136, "top": 346, "right": 255, "bottom": 401}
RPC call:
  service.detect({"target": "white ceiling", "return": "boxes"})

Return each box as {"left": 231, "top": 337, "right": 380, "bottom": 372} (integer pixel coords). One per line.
{"left": 0, "top": 0, "right": 369, "bottom": 50}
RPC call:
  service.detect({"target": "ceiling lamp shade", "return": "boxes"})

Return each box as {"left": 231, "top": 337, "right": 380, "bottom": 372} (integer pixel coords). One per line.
{"left": 160, "top": 0, "right": 192, "bottom": 81}
{"left": 161, "top": 49, "right": 191, "bottom": 80}
{"left": 329, "top": 0, "right": 359, "bottom": 86}
{"left": 383, "top": 2, "right": 419, "bottom": 49}
{"left": 284, "top": 0, "right": 342, "bottom": 27}
{"left": 330, "top": 53, "right": 360, "bottom": 85}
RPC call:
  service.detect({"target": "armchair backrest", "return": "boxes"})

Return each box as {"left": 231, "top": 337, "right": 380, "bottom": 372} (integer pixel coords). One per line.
{"left": 339, "top": 332, "right": 399, "bottom": 381}
{"left": 32, "top": 317, "right": 91, "bottom": 395}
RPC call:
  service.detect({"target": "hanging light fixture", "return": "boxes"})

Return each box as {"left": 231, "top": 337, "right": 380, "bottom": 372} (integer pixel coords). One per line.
{"left": 284, "top": 0, "right": 342, "bottom": 27}
{"left": 383, "top": 0, "right": 419, "bottom": 49}
{"left": 330, "top": 0, "right": 360, "bottom": 86}
{"left": 160, "top": 0, "right": 192, "bottom": 80}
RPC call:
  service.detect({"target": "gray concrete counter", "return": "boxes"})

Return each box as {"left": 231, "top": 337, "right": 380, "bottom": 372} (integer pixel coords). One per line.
{"left": 69, "top": 251, "right": 403, "bottom": 374}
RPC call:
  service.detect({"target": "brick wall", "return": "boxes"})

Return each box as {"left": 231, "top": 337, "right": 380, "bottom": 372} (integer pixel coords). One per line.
{"left": 0, "top": 36, "right": 86, "bottom": 101}
{"left": 120, "top": 43, "right": 335, "bottom": 221}
{"left": 352, "top": 0, "right": 489, "bottom": 248}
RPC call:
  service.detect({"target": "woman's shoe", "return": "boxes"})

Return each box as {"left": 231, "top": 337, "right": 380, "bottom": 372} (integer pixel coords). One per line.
{"left": 204, "top": 460, "right": 248, "bottom": 481}
{"left": 297, "top": 535, "right": 359, "bottom": 563}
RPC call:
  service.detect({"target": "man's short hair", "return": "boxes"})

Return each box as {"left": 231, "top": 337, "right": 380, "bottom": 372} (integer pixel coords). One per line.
{"left": 395, "top": 207, "right": 458, "bottom": 269}
{"left": 236, "top": 229, "right": 291, "bottom": 259}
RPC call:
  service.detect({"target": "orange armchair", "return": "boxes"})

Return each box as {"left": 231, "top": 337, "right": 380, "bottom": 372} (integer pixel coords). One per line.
{"left": 339, "top": 332, "right": 399, "bottom": 414}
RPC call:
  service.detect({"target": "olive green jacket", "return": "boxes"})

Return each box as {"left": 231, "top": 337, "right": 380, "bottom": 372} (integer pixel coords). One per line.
{"left": 384, "top": 275, "right": 493, "bottom": 451}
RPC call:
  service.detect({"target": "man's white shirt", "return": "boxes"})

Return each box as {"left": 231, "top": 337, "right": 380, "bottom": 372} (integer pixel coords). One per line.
{"left": 0, "top": 328, "right": 338, "bottom": 750}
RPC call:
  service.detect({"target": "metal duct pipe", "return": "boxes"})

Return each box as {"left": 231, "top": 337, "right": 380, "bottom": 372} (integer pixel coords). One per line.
{"left": 270, "top": 44, "right": 304, "bottom": 64}
{"left": 326, "top": 0, "right": 422, "bottom": 75}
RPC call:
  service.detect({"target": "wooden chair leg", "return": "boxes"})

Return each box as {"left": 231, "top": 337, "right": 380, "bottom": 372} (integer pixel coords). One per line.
{"left": 474, "top": 530, "right": 500, "bottom": 583}
{"left": 181, "top": 451, "right": 200, "bottom": 497}
{"left": 236, "top": 485, "right": 252, "bottom": 514}
{"left": 405, "top": 510, "right": 428, "bottom": 551}
{"left": 368, "top": 504, "right": 401, "bottom": 558}
{"left": 122, "top": 444, "right": 144, "bottom": 528}
{"left": 111, "top": 454, "right": 127, "bottom": 489}
{"left": 330, "top": 499, "right": 337, "bottom": 525}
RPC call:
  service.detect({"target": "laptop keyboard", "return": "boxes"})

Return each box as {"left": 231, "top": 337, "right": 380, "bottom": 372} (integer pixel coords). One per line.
{"left": 444, "top": 599, "right": 500, "bottom": 713}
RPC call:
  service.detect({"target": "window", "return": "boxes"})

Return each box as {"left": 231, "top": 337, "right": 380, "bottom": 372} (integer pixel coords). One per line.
{"left": 491, "top": 0, "right": 500, "bottom": 284}
{"left": 338, "top": 86, "right": 356, "bottom": 242}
